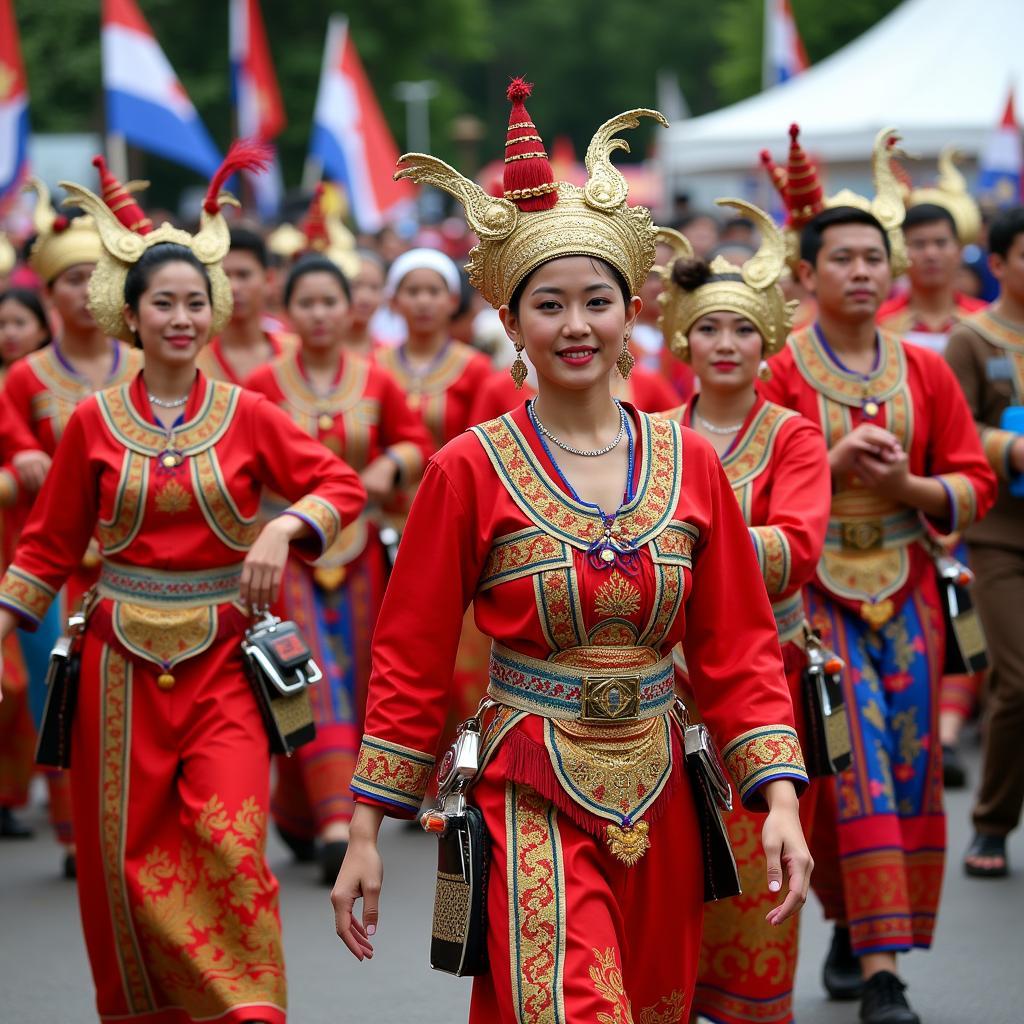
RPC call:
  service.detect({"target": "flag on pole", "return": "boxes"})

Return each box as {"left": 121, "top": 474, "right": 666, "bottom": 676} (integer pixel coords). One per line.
{"left": 978, "top": 88, "right": 1023, "bottom": 208}
{"left": 0, "top": 0, "right": 30, "bottom": 208}
{"left": 763, "top": 0, "right": 809, "bottom": 90}
{"left": 309, "top": 17, "right": 413, "bottom": 233}
{"left": 230, "top": 0, "right": 285, "bottom": 218}
{"left": 102, "top": 0, "right": 221, "bottom": 177}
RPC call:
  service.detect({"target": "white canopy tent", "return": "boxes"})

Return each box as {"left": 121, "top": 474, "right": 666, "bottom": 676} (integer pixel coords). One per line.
{"left": 661, "top": 0, "right": 1024, "bottom": 204}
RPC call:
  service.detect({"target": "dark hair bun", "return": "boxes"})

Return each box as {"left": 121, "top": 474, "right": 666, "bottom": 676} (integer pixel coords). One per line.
{"left": 670, "top": 257, "right": 712, "bottom": 292}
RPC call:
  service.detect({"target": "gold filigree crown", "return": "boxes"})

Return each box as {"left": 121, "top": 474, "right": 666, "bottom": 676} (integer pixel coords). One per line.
{"left": 394, "top": 81, "right": 667, "bottom": 308}
{"left": 906, "top": 147, "right": 981, "bottom": 245}
{"left": 658, "top": 199, "right": 796, "bottom": 361}
{"left": 24, "top": 178, "right": 102, "bottom": 284}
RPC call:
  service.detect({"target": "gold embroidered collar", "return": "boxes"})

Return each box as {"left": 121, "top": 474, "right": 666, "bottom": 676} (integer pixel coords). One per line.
{"left": 96, "top": 376, "right": 240, "bottom": 457}
{"left": 472, "top": 406, "right": 682, "bottom": 551}
{"left": 790, "top": 325, "right": 906, "bottom": 409}
{"left": 271, "top": 351, "right": 370, "bottom": 417}
{"left": 29, "top": 341, "right": 136, "bottom": 401}
{"left": 720, "top": 400, "right": 795, "bottom": 489}
{"left": 966, "top": 309, "right": 1024, "bottom": 351}
{"left": 377, "top": 341, "right": 472, "bottom": 397}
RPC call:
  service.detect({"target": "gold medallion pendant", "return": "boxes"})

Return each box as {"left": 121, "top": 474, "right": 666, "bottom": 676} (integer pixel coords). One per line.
{"left": 863, "top": 400, "right": 880, "bottom": 418}
{"left": 604, "top": 821, "right": 650, "bottom": 866}
{"left": 317, "top": 413, "right": 334, "bottom": 432}
{"left": 159, "top": 449, "right": 184, "bottom": 469}
{"left": 157, "top": 672, "right": 175, "bottom": 690}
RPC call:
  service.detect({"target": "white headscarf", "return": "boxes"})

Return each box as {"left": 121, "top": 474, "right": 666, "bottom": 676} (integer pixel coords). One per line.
{"left": 385, "top": 247, "right": 462, "bottom": 298}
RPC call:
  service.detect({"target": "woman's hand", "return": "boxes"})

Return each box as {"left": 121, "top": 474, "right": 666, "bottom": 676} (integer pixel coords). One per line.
{"left": 828, "top": 424, "right": 901, "bottom": 479}
{"left": 12, "top": 449, "right": 52, "bottom": 493}
{"left": 360, "top": 456, "right": 399, "bottom": 505}
{"left": 332, "top": 804, "right": 387, "bottom": 961}
{"left": 0, "top": 607, "right": 19, "bottom": 702}
{"left": 760, "top": 780, "right": 813, "bottom": 926}
{"left": 240, "top": 516, "right": 303, "bottom": 611}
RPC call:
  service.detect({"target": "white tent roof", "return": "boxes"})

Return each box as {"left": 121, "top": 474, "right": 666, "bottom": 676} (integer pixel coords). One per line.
{"left": 663, "top": 0, "right": 1024, "bottom": 175}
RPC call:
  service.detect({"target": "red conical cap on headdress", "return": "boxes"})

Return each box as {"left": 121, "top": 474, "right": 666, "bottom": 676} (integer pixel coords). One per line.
{"left": 93, "top": 155, "right": 152, "bottom": 235}
{"left": 503, "top": 77, "right": 558, "bottom": 212}
{"left": 782, "top": 123, "right": 825, "bottom": 228}
{"left": 301, "top": 183, "right": 330, "bottom": 252}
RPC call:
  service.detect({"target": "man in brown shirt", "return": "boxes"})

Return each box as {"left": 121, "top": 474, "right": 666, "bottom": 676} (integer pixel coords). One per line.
{"left": 945, "top": 206, "right": 1024, "bottom": 877}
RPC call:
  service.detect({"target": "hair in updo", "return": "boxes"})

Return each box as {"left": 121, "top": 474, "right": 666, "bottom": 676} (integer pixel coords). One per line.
{"left": 670, "top": 257, "right": 712, "bottom": 292}
{"left": 124, "top": 243, "right": 212, "bottom": 313}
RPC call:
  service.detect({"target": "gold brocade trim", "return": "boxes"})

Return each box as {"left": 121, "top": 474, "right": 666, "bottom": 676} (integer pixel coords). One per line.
{"left": 191, "top": 449, "right": 260, "bottom": 552}
{"left": 134, "top": 794, "right": 287, "bottom": 1018}
{"left": 650, "top": 520, "right": 699, "bottom": 567}
{"left": 590, "top": 947, "right": 635, "bottom": 1023}
{"left": 981, "top": 426, "right": 1016, "bottom": 481}
{"left": 273, "top": 351, "right": 369, "bottom": 426}
{"left": 721, "top": 724, "right": 806, "bottom": 805}
{"left": 536, "top": 567, "right": 587, "bottom": 652}
{"left": 312, "top": 518, "right": 368, "bottom": 576}
{"left": 966, "top": 310, "right": 1024, "bottom": 397}
{"left": 721, "top": 402, "right": 798, "bottom": 490}
{"left": 637, "top": 563, "right": 683, "bottom": 649}
{"left": 639, "top": 991, "right": 687, "bottom": 1024}
{"left": 817, "top": 548, "right": 910, "bottom": 624}
{"left": 96, "top": 379, "right": 240, "bottom": 458}
{"left": 351, "top": 735, "right": 434, "bottom": 814}
{"left": 99, "top": 647, "right": 155, "bottom": 1013}
{"left": 545, "top": 716, "right": 672, "bottom": 859}
{"left": 285, "top": 494, "right": 342, "bottom": 554}
{"left": 97, "top": 451, "right": 148, "bottom": 555}
{"left": 154, "top": 477, "right": 193, "bottom": 515}
{"left": 480, "top": 528, "right": 573, "bottom": 591}
{"left": 386, "top": 440, "right": 425, "bottom": 484}
{"left": 0, "top": 565, "right": 57, "bottom": 624}
{"left": 750, "top": 525, "right": 791, "bottom": 596}
{"left": 507, "top": 784, "right": 567, "bottom": 1024}
{"left": 471, "top": 411, "right": 682, "bottom": 553}
{"left": 593, "top": 572, "right": 642, "bottom": 619}
{"left": 112, "top": 603, "right": 218, "bottom": 671}
{"left": 937, "top": 472, "right": 978, "bottom": 532}
{"left": 790, "top": 327, "right": 907, "bottom": 409}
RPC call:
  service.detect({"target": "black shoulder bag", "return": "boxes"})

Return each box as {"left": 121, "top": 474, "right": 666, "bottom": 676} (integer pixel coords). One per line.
{"left": 35, "top": 610, "right": 87, "bottom": 769}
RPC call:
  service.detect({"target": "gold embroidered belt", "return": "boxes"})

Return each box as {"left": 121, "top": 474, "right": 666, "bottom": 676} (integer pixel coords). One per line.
{"left": 97, "top": 560, "right": 244, "bottom": 609}
{"left": 488, "top": 643, "right": 675, "bottom": 723}
{"left": 772, "top": 591, "right": 806, "bottom": 646}
{"left": 825, "top": 507, "right": 923, "bottom": 553}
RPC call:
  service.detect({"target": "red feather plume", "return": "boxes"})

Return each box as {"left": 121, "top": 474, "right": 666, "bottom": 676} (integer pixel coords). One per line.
{"left": 203, "top": 139, "right": 274, "bottom": 215}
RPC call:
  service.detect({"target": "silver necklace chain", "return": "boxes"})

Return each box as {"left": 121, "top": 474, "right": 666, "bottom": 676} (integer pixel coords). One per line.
{"left": 148, "top": 392, "right": 189, "bottom": 409}
{"left": 531, "top": 399, "right": 625, "bottom": 457}
{"left": 696, "top": 413, "right": 744, "bottom": 435}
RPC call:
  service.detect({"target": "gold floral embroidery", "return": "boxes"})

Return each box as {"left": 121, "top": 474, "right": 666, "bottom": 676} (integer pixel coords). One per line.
{"left": 285, "top": 494, "right": 342, "bottom": 553}
{"left": 590, "top": 946, "right": 634, "bottom": 1024}
{"left": 0, "top": 565, "right": 57, "bottom": 625}
{"left": 722, "top": 402, "right": 797, "bottom": 490}
{"left": 650, "top": 520, "right": 698, "bottom": 567}
{"left": 507, "top": 784, "right": 566, "bottom": 1024}
{"left": 351, "top": 735, "right": 434, "bottom": 813}
{"left": 273, "top": 350, "right": 369, "bottom": 437}
{"left": 790, "top": 327, "right": 907, "bottom": 409}
{"left": 639, "top": 991, "right": 686, "bottom": 1024}
{"left": 594, "top": 572, "right": 642, "bottom": 618}
{"left": 937, "top": 472, "right": 978, "bottom": 531}
{"left": 99, "top": 648, "right": 155, "bottom": 1013}
{"left": 722, "top": 725, "right": 806, "bottom": 805}
{"left": 589, "top": 620, "right": 641, "bottom": 647}
{"left": 981, "top": 427, "right": 1016, "bottom": 481}
{"left": 818, "top": 548, "right": 910, "bottom": 623}
{"left": 536, "top": 568, "right": 586, "bottom": 652}
{"left": 637, "top": 563, "right": 683, "bottom": 649}
{"left": 154, "top": 477, "right": 193, "bottom": 515}
{"left": 134, "top": 794, "right": 286, "bottom": 1019}
{"left": 97, "top": 451, "right": 148, "bottom": 554}
{"left": 112, "top": 603, "right": 218, "bottom": 670}
{"left": 385, "top": 440, "right": 425, "bottom": 483}
{"left": 191, "top": 448, "right": 260, "bottom": 551}
{"left": 480, "top": 528, "right": 572, "bottom": 591}
{"left": 750, "top": 525, "right": 791, "bottom": 595}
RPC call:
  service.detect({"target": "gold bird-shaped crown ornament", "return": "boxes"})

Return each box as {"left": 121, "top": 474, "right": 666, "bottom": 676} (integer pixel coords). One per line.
{"left": 57, "top": 141, "right": 272, "bottom": 343}
{"left": 657, "top": 198, "right": 797, "bottom": 361}
{"left": 394, "top": 77, "right": 668, "bottom": 309}
{"left": 23, "top": 176, "right": 102, "bottom": 284}
{"left": 903, "top": 147, "right": 981, "bottom": 245}
{"left": 761, "top": 124, "right": 909, "bottom": 276}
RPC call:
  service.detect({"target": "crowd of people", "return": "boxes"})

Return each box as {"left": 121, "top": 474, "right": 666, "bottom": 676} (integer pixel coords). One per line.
{"left": 0, "top": 80, "right": 1022, "bottom": 1024}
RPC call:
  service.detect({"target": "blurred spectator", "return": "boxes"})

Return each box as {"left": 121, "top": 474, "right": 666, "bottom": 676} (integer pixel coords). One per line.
{"left": 677, "top": 211, "right": 720, "bottom": 259}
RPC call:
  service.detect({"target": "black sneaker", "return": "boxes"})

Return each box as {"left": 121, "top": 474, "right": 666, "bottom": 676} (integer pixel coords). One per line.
{"left": 0, "top": 807, "right": 34, "bottom": 839}
{"left": 860, "top": 971, "right": 920, "bottom": 1024}
{"left": 823, "top": 925, "right": 864, "bottom": 1001}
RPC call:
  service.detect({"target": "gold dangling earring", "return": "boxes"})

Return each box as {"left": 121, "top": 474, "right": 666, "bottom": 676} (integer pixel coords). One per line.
{"left": 617, "top": 334, "right": 635, "bottom": 380}
{"left": 510, "top": 342, "right": 528, "bottom": 390}
{"left": 757, "top": 359, "right": 772, "bottom": 382}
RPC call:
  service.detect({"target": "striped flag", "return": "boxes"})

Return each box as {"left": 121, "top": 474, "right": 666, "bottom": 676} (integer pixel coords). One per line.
{"left": 978, "top": 89, "right": 1023, "bottom": 208}
{"left": 0, "top": 0, "right": 30, "bottom": 209}
{"left": 763, "top": 0, "right": 809, "bottom": 89}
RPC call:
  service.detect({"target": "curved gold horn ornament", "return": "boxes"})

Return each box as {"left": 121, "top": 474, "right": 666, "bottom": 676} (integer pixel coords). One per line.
{"left": 583, "top": 109, "right": 669, "bottom": 211}
{"left": 25, "top": 177, "right": 56, "bottom": 236}
{"left": 0, "top": 233, "right": 15, "bottom": 277}
{"left": 716, "top": 197, "right": 786, "bottom": 293}
{"left": 909, "top": 147, "right": 981, "bottom": 245}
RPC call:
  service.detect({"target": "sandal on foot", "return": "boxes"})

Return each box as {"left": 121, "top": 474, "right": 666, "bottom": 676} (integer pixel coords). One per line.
{"left": 964, "top": 833, "right": 1008, "bottom": 878}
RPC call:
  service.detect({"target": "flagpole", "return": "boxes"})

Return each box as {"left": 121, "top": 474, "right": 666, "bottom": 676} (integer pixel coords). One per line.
{"left": 106, "top": 132, "right": 129, "bottom": 181}
{"left": 762, "top": 0, "right": 772, "bottom": 91}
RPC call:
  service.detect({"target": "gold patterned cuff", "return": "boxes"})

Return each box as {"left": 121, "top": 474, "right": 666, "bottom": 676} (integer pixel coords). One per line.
{"left": 722, "top": 724, "right": 807, "bottom": 807}
{"left": 351, "top": 734, "right": 435, "bottom": 815}
{"left": 0, "top": 468, "right": 18, "bottom": 508}
{"left": 385, "top": 442, "right": 425, "bottom": 486}
{"left": 0, "top": 565, "right": 57, "bottom": 627}
{"left": 981, "top": 427, "right": 1017, "bottom": 482}
{"left": 936, "top": 472, "right": 978, "bottom": 532}
{"left": 283, "top": 494, "right": 341, "bottom": 556}
{"left": 750, "top": 525, "right": 792, "bottom": 596}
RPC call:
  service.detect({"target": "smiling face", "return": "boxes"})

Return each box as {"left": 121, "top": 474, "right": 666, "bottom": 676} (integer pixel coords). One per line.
{"left": 687, "top": 311, "right": 763, "bottom": 394}
{"left": 286, "top": 269, "right": 350, "bottom": 354}
{"left": 123, "top": 261, "right": 212, "bottom": 369}
{"left": 798, "top": 222, "right": 892, "bottom": 324}
{"left": 499, "top": 256, "right": 640, "bottom": 393}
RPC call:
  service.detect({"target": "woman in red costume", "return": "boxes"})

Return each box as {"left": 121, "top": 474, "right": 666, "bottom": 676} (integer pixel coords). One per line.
{"left": 0, "top": 152, "right": 366, "bottom": 1024}
{"left": 332, "top": 82, "right": 813, "bottom": 1023}
{"left": 658, "top": 204, "right": 831, "bottom": 1024}
{"left": 247, "top": 254, "right": 432, "bottom": 882}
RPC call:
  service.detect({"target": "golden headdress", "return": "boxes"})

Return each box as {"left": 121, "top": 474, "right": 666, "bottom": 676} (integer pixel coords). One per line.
{"left": 24, "top": 177, "right": 102, "bottom": 284}
{"left": 299, "top": 183, "right": 361, "bottom": 279}
{"left": 761, "top": 124, "right": 908, "bottom": 275}
{"left": 905, "top": 147, "right": 981, "bottom": 245}
{"left": 657, "top": 199, "right": 796, "bottom": 360}
{"left": 57, "top": 141, "right": 271, "bottom": 343}
{"left": 394, "top": 77, "right": 668, "bottom": 309}
{"left": 0, "top": 232, "right": 15, "bottom": 277}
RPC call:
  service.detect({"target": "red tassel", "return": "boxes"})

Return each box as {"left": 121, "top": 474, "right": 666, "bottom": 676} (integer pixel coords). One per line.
{"left": 503, "top": 75, "right": 558, "bottom": 212}
{"left": 203, "top": 138, "right": 274, "bottom": 214}
{"left": 93, "top": 155, "right": 152, "bottom": 235}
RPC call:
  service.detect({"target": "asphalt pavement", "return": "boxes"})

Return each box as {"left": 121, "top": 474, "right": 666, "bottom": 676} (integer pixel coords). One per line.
{"left": 1, "top": 745, "right": 1022, "bottom": 1023}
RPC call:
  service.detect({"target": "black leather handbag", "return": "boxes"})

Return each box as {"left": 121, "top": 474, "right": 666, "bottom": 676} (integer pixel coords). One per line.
{"left": 240, "top": 613, "right": 322, "bottom": 755}
{"left": 35, "top": 611, "right": 86, "bottom": 769}
{"left": 801, "top": 628, "right": 853, "bottom": 777}
{"left": 421, "top": 712, "right": 490, "bottom": 977}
